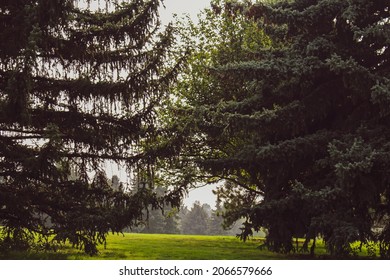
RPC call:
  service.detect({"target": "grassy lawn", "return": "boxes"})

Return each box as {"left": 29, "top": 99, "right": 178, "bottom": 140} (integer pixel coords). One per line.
{"left": 0, "top": 233, "right": 379, "bottom": 260}
{"left": 91, "top": 234, "right": 288, "bottom": 260}
{"left": 2, "top": 233, "right": 287, "bottom": 260}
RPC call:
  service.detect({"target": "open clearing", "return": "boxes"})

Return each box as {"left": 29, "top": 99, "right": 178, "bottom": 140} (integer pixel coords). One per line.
{"left": 2, "top": 233, "right": 286, "bottom": 260}
{"left": 1, "top": 233, "right": 376, "bottom": 260}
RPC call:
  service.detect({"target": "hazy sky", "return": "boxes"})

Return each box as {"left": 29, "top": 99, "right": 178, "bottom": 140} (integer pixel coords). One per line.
{"left": 159, "top": 0, "right": 211, "bottom": 25}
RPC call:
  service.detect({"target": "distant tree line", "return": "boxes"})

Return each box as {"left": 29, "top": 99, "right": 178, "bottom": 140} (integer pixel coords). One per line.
{"left": 133, "top": 198, "right": 244, "bottom": 236}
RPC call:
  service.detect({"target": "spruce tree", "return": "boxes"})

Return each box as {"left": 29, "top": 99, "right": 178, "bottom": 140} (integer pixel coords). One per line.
{"left": 0, "top": 0, "right": 181, "bottom": 255}
{"left": 181, "top": 201, "right": 210, "bottom": 235}
{"left": 208, "top": 198, "right": 226, "bottom": 235}
{"left": 169, "top": 0, "right": 389, "bottom": 257}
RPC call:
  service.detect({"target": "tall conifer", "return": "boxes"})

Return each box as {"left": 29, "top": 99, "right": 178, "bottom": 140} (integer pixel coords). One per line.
{"left": 0, "top": 0, "right": 181, "bottom": 254}
{"left": 168, "top": 0, "right": 389, "bottom": 257}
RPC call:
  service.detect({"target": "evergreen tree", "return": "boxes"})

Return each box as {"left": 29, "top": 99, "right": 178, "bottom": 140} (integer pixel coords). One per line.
{"left": 181, "top": 201, "right": 210, "bottom": 235}
{"left": 162, "top": 207, "right": 181, "bottom": 234}
{"left": 110, "top": 175, "right": 122, "bottom": 192}
{"left": 142, "top": 207, "right": 166, "bottom": 233}
{"left": 141, "top": 205, "right": 180, "bottom": 234}
{"left": 141, "top": 186, "right": 181, "bottom": 234}
{"left": 169, "top": 0, "right": 390, "bottom": 257}
{"left": 0, "top": 0, "right": 181, "bottom": 254}
{"left": 208, "top": 198, "right": 226, "bottom": 235}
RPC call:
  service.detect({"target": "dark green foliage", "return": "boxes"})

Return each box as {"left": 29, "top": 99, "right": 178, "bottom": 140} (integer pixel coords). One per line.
{"left": 167, "top": 0, "right": 390, "bottom": 257}
{"left": 207, "top": 198, "right": 226, "bottom": 235}
{"left": 142, "top": 208, "right": 166, "bottom": 234}
{"left": 0, "top": 0, "right": 181, "bottom": 255}
{"left": 141, "top": 187, "right": 181, "bottom": 234}
{"left": 181, "top": 201, "right": 210, "bottom": 235}
{"left": 163, "top": 209, "right": 181, "bottom": 234}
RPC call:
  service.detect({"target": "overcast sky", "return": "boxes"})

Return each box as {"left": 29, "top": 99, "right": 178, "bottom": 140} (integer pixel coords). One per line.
{"left": 159, "top": 0, "right": 211, "bottom": 25}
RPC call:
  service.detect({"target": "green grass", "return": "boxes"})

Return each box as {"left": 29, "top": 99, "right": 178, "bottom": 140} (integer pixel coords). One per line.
{"left": 94, "top": 234, "right": 288, "bottom": 260}
{"left": 0, "top": 233, "right": 380, "bottom": 260}
{"left": 2, "top": 233, "right": 287, "bottom": 260}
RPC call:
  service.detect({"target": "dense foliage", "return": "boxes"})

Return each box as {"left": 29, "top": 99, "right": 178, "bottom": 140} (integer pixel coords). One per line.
{"left": 1, "top": 0, "right": 389, "bottom": 259}
{"left": 0, "top": 0, "right": 182, "bottom": 255}
{"left": 166, "top": 0, "right": 390, "bottom": 258}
